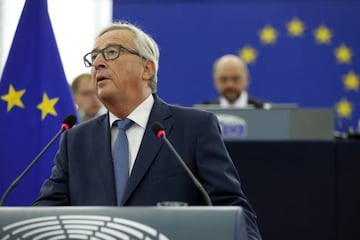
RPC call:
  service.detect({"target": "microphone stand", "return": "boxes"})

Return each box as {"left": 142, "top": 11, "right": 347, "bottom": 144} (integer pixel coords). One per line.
{"left": 160, "top": 133, "right": 212, "bottom": 206}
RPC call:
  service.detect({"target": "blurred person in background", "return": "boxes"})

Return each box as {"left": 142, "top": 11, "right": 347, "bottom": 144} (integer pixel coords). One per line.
{"left": 202, "top": 54, "right": 265, "bottom": 108}
{"left": 71, "top": 73, "right": 105, "bottom": 122}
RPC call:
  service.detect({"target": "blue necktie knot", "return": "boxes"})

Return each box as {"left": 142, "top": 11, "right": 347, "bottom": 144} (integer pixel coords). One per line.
{"left": 116, "top": 118, "right": 134, "bottom": 131}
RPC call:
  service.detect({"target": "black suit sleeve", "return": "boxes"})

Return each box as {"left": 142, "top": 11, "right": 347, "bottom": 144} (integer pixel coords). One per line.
{"left": 195, "top": 112, "right": 262, "bottom": 240}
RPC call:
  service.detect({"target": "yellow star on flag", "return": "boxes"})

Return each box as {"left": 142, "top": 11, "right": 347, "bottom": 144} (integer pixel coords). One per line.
{"left": 287, "top": 17, "right": 305, "bottom": 37}
{"left": 259, "top": 25, "right": 278, "bottom": 45}
{"left": 336, "top": 98, "right": 353, "bottom": 118}
{"left": 239, "top": 45, "right": 258, "bottom": 64}
{"left": 1, "top": 84, "right": 26, "bottom": 112}
{"left": 335, "top": 44, "right": 353, "bottom": 64}
{"left": 37, "top": 93, "right": 59, "bottom": 120}
{"left": 313, "top": 25, "right": 333, "bottom": 44}
{"left": 343, "top": 71, "right": 359, "bottom": 91}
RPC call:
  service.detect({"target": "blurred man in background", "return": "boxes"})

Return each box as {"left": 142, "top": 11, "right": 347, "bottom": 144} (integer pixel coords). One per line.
{"left": 71, "top": 73, "right": 105, "bottom": 122}
{"left": 202, "top": 54, "right": 264, "bottom": 108}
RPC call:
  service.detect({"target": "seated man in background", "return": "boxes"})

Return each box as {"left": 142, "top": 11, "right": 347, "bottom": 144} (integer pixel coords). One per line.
{"left": 71, "top": 73, "right": 105, "bottom": 122}
{"left": 202, "top": 54, "right": 264, "bottom": 108}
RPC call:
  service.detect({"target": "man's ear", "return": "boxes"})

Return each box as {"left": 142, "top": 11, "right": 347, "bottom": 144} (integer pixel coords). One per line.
{"left": 142, "top": 60, "right": 156, "bottom": 81}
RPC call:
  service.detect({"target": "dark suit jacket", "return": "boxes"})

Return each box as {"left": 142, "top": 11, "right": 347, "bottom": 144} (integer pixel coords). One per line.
{"left": 33, "top": 95, "right": 262, "bottom": 239}
{"left": 202, "top": 96, "right": 265, "bottom": 109}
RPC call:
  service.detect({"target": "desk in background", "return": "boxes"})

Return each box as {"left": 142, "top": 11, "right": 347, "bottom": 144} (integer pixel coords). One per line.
{"left": 195, "top": 107, "right": 334, "bottom": 140}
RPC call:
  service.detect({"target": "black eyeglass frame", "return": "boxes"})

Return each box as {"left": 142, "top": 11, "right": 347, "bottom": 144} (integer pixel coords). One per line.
{"left": 83, "top": 44, "right": 144, "bottom": 67}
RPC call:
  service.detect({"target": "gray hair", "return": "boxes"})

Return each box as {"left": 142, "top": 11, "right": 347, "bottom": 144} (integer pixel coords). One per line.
{"left": 97, "top": 21, "right": 160, "bottom": 93}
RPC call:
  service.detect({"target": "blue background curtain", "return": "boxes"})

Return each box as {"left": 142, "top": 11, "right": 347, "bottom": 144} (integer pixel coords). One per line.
{"left": 113, "top": 0, "right": 360, "bottom": 132}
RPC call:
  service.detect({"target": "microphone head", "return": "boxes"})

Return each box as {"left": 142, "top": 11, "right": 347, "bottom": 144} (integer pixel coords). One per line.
{"left": 152, "top": 122, "right": 165, "bottom": 138}
{"left": 61, "top": 115, "right": 77, "bottom": 130}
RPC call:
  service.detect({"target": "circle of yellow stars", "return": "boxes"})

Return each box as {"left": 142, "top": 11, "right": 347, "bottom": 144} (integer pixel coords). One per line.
{"left": 314, "top": 24, "right": 333, "bottom": 44}
{"left": 336, "top": 98, "right": 353, "bottom": 119}
{"left": 239, "top": 45, "right": 258, "bottom": 64}
{"left": 258, "top": 25, "right": 278, "bottom": 45}
{"left": 343, "top": 71, "right": 359, "bottom": 91}
{"left": 1, "top": 84, "right": 60, "bottom": 120}
{"left": 238, "top": 16, "right": 358, "bottom": 120}
{"left": 287, "top": 17, "right": 305, "bottom": 37}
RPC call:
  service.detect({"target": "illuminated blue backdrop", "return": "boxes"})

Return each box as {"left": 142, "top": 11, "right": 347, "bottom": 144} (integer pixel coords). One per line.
{"left": 113, "top": 0, "right": 360, "bottom": 132}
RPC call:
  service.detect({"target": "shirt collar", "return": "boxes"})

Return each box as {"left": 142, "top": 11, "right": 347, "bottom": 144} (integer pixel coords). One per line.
{"left": 109, "top": 94, "right": 154, "bottom": 128}
{"left": 219, "top": 91, "right": 248, "bottom": 108}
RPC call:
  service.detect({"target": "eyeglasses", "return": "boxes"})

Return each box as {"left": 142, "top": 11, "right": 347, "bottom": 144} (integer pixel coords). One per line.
{"left": 83, "top": 44, "right": 143, "bottom": 67}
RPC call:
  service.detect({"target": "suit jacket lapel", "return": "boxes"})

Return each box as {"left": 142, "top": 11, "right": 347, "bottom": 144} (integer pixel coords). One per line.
{"left": 122, "top": 96, "right": 173, "bottom": 204}
{"left": 93, "top": 114, "right": 117, "bottom": 204}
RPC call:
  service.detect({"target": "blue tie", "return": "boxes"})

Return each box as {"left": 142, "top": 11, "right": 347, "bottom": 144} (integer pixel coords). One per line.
{"left": 112, "top": 118, "right": 134, "bottom": 205}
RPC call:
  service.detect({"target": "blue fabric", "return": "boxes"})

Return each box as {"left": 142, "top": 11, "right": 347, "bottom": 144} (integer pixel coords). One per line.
{"left": 112, "top": 119, "right": 134, "bottom": 205}
{"left": 113, "top": 1, "right": 360, "bottom": 132}
{"left": 0, "top": 0, "right": 76, "bottom": 205}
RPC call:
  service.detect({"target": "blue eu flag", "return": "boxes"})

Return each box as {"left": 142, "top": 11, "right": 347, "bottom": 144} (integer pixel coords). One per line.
{"left": 0, "top": 0, "right": 76, "bottom": 205}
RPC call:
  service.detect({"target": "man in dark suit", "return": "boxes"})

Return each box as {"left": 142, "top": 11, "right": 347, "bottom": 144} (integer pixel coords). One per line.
{"left": 201, "top": 54, "right": 265, "bottom": 108}
{"left": 34, "top": 22, "right": 262, "bottom": 240}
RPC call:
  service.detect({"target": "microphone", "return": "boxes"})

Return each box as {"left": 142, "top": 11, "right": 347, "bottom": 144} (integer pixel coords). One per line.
{"left": 0, "top": 115, "right": 77, "bottom": 206}
{"left": 152, "top": 122, "right": 212, "bottom": 206}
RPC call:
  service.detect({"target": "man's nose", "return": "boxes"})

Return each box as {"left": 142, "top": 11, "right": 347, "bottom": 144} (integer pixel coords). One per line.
{"left": 93, "top": 54, "right": 107, "bottom": 69}
{"left": 224, "top": 79, "right": 236, "bottom": 87}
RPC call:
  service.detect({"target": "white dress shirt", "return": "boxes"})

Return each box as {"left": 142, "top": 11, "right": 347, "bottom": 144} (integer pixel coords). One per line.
{"left": 109, "top": 94, "right": 154, "bottom": 174}
{"left": 219, "top": 91, "right": 249, "bottom": 108}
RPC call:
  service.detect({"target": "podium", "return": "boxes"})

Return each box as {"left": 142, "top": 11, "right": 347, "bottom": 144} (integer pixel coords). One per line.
{"left": 0, "top": 206, "right": 247, "bottom": 240}
{"left": 195, "top": 106, "right": 334, "bottom": 140}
